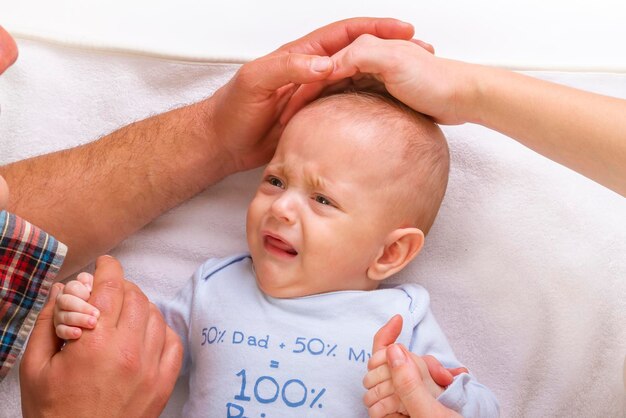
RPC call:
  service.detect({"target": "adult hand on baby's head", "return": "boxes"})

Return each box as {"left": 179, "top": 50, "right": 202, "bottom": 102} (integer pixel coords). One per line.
{"left": 205, "top": 17, "right": 415, "bottom": 176}
{"left": 282, "top": 35, "right": 475, "bottom": 126}
{"left": 20, "top": 256, "right": 182, "bottom": 418}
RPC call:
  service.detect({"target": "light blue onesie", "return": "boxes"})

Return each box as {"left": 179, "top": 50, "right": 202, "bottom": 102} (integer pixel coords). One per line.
{"left": 159, "top": 254, "right": 499, "bottom": 417}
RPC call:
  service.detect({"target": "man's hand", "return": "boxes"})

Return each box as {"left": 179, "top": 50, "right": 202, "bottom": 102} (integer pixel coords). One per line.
{"left": 282, "top": 35, "right": 471, "bottom": 126}
{"left": 205, "top": 17, "right": 415, "bottom": 175}
{"left": 20, "top": 256, "right": 182, "bottom": 418}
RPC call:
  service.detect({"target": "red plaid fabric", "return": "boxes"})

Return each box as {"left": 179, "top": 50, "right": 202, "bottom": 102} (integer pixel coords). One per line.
{"left": 0, "top": 210, "right": 66, "bottom": 380}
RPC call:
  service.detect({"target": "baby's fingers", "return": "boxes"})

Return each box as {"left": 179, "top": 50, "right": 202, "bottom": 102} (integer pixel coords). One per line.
{"left": 366, "top": 393, "right": 404, "bottom": 418}
{"left": 363, "top": 379, "right": 395, "bottom": 407}
{"left": 55, "top": 292, "right": 100, "bottom": 318}
{"left": 55, "top": 293, "right": 100, "bottom": 318}
{"left": 55, "top": 323, "right": 84, "bottom": 340}
{"left": 367, "top": 347, "right": 388, "bottom": 371}
{"left": 76, "top": 272, "right": 94, "bottom": 292}
{"left": 62, "top": 279, "right": 92, "bottom": 300}
{"left": 54, "top": 310, "right": 98, "bottom": 330}
{"left": 363, "top": 363, "right": 391, "bottom": 389}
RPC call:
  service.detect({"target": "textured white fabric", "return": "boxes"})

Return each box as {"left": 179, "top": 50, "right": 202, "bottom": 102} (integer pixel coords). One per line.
{"left": 0, "top": 39, "right": 624, "bottom": 418}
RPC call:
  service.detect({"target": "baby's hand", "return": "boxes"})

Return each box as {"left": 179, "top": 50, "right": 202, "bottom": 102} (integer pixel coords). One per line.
{"left": 53, "top": 272, "right": 100, "bottom": 340}
{"left": 364, "top": 349, "right": 446, "bottom": 417}
{"left": 364, "top": 315, "right": 456, "bottom": 417}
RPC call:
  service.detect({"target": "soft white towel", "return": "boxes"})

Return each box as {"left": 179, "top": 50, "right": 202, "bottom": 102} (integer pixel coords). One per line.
{"left": 0, "top": 39, "right": 624, "bottom": 418}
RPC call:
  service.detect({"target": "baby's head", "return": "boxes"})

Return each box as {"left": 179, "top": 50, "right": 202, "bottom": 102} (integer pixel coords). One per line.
{"left": 247, "top": 90, "right": 449, "bottom": 298}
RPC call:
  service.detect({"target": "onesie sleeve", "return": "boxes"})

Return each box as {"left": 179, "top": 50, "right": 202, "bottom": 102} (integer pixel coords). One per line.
{"left": 407, "top": 292, "right": 500, "bottom": 417}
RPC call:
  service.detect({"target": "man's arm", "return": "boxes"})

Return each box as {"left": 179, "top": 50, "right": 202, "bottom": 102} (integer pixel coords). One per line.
{"left": 0, "top": 18, "right": 415, "bottom": 277}
{"left": 1, "top": 104, "right": 214, "bottom": 277}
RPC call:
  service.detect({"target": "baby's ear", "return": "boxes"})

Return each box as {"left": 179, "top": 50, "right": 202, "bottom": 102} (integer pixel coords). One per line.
{"left": 367, "top": 228, "right": 424, "bottom": 281}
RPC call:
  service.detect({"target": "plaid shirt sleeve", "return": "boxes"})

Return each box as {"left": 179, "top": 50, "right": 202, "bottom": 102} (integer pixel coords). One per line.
{"left": 0, "top": 210, "right": 67, "bottom": 381}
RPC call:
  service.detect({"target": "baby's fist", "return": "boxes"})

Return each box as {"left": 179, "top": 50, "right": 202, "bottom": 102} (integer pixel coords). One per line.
{"left": 53, "top": 272, "right": 99, "bottom": 340}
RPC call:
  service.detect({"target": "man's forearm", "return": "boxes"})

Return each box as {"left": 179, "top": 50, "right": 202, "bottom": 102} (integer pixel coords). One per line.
{"left": 1, "top": 99, "right": 229, "bottom": 277}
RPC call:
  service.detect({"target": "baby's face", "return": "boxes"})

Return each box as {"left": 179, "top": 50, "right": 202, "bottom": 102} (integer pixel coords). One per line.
{"left": 246, "top": 109, "right": 405, "bottom": 298}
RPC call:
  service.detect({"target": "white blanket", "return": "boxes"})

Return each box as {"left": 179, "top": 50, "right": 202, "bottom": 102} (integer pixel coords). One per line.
{"left": 0, "top": 39, "right": 624, "bottom": 418}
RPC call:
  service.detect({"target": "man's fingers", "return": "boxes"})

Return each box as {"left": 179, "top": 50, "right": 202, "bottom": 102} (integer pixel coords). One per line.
{"left": 117, "top": 280, "right": 150, "bottom": 334}
{"left": 279, "top": 82, "right": 327, "bottom": 125}
{"left": 159, "top": 326, "right": 183, "bottom": 394}
{"left": 88, "top": 256, "right": 126, "bottom": 328}
{"left": 143, "top": 303, "right": 167, "bottom": 366}
{"left": 281, "top": 73, "right": 388, "bottom": 125}
{"left": 280, "top": 78, "right": 358, "bottom": 125}
{"left": 278, "top": 17, "right": 414, "bottom": 55}
{"left": 20, "top": 283, "right": 63, "bottom": 376}
{"left": 372, "top": 314, "right": 403, "bottom": 353}
{"left": 280, "top": 34, "right": 436, "bottom": 125}
{"left": 238, "top": 52, "right": 333, "bottom": 94}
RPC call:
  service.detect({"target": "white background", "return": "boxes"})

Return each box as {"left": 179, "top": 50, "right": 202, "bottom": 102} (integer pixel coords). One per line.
{"left": 2, "top": 0, "right": 626, "bottom": 70}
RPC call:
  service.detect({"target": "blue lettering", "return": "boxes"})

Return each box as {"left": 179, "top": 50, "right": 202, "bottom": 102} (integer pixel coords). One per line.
{"left": 258, "top": 335, "right": 269, "bottom": 348}
{"left": 232, "top": 331, "right": 244, "bottom": 344}
{"left": 348, "top": 347, "right": 367, "bottom": 363}
{"left": 226, "top": 402, "right": 245, "bottom": 418}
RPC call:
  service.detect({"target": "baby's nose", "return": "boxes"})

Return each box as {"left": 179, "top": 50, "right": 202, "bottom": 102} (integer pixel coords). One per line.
{"left": 270, "top": 191, "right": 298, "bottom": 224}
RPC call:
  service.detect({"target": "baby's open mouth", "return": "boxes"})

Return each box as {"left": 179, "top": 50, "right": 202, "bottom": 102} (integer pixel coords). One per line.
{"left": 264, "top": 235, "right": 298, "bottom": 256}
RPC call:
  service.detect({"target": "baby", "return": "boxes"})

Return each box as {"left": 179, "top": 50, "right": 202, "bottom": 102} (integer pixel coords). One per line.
{"left": 54, "top": 91, "right": 499, "bottom": 417}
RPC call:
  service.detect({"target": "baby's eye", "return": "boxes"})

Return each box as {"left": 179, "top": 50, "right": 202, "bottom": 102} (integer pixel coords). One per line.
{"left": 314, "top": 195, "right": 333, "bottom": 206}
{"left": 267, "top": 176, "right": 284, "bottom": 188}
